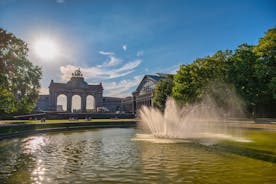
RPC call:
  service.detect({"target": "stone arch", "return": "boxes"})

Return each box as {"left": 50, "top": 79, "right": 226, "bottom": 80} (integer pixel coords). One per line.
{"left": 56, "top": 94, "right": 67, "bottom": 112}
{"left": 71, "top": 95, "right": 81, "bottom": 113}
{"left": 49, "top": 69, "right": 104, "bottom": 112}
{"left": 86, "top": 95, "right": 96, "bottom": 112}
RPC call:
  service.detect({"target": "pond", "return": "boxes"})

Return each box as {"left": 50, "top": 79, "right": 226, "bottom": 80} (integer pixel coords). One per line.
{"left": 0, "top": 128, "right": 275, "bottom": 183}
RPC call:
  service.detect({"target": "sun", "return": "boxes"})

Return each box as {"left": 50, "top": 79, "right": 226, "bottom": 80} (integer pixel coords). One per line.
{"left": 34, "top": 38, "right": 59, "bottom": 60}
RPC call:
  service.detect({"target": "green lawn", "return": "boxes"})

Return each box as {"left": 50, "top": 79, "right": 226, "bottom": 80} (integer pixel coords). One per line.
{"left": 0, "top": 118, "right": 137, "bottom": 124}
{"left": 213, "top": 129, "right": 276, "bottom": 163}
{"left": 0, "top": 119, "right": 137, "bottom": 134}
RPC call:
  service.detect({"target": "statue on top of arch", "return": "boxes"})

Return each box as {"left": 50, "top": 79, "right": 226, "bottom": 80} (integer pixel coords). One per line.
{"left": 72, "top": 68, "right": 83, "bottom": 77}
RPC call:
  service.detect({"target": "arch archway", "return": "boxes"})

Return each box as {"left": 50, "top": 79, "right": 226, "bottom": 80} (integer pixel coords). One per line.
{"left": 71, "top": 95, "right": 81, "bottom": 113}
{"left": 86, "top": 95, "right": 95, "bottom": 112}
{"left": 56, "top": 94, "right": 67, "bottom": 112}
{"left": 86, "top": 95, "right": 96, "bottom": 112}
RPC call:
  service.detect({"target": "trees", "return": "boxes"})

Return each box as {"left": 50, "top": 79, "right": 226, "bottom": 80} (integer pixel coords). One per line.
{"left": 170, "top": 27, "right": 275, "bottom": 117}
{"left": 228, "top": 44, "right": 271, "bottom": 116}
{"left": 152, "top": 74, "right": 173, "bottom": 110}
{"left": 0, "top": 28, "right": 42, "bottom": 116}
{"left": 253, "top": 27, "right": 276, "bottom": 101}
{"left": 253, "top": 27, "right": 276, "bottom": 63}
{"left": 172, "top": 51, "right": 231, "bottom": 104}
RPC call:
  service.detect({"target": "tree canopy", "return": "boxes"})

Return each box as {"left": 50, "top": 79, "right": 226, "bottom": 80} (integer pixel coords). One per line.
{"left": 0, "top": 28, "right": 42, "bottom": 117}
{"left": 228, "top": 44, "right": 272, "bottom": 113}
{"left": 152, "top": 74, "right": 173, "bottom": 110}
{"left": 253, "top": 27, "right": 276, "bottom": 62}
{"left": 253, "top": 27, "right": 276, "bottom": 101}
{"left": 153, "top": 27, "right": 276, "bottom": 117}
{"left": 172, "top": 50, "right": 231, "bottom": 104}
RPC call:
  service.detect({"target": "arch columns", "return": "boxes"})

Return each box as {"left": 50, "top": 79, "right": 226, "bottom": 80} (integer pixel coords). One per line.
{"left": 67, "top": 93, "right": 72, "bottom": 113}
{"left": 49, "top": 91, "right": 57, "bottom": 111}
{"left": 81, "top": 94, "right": 87, "bottom": 113}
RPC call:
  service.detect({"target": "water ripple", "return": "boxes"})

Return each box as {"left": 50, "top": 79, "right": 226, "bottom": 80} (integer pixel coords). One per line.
{"left": 0, "top": 128, "right": 275, "bottom": 184}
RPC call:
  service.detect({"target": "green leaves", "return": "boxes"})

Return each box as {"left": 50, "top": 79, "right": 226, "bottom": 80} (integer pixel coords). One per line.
{"left": 152, "top": 75, "right": 173, "bottom": 110}
{"left": 269, "top": 77, "right": 276, "bottom": 100}
{"left": 172, "top": 51, "right": 230, "bottom": 104}
{"left": 253, "top": 27, "right": 276, "bottom": 60}
{"left": 170, "top": 27, "right": 276, "bottom": 117}
{"left": 0, "top": 28, "right": 42, "bottom": 117}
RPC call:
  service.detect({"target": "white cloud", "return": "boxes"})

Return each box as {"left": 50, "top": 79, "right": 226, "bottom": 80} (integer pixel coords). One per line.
{"left": 115, "top": 59, "right": 141, "bottom": 72}
{"left": 98, "top": 56, "right": 121, "bottom": 67}
{"left": 60, "top": 59, "right": 142, "bottom": 81}
{"left": 122, "top": 45, "right": 127, "bottom": 51}
{"left": 103, "top": 75, "right": 143, "bottom": 97}
{"left": 137, "top": 50, "right": 144, "bottom": 57}
{"left": 106, "top": 56, "right": 120, "bottom": 66}
{"left": 98, "top": 51, "right": 120, "bottom": 67}
{"left": 99, "top": 51, "right": 114, "bottom": 56}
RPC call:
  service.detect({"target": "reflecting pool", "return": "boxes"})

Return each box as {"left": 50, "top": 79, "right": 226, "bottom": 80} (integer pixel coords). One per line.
{"left": 0, "top": 128, "right": 275, "bottom": 183}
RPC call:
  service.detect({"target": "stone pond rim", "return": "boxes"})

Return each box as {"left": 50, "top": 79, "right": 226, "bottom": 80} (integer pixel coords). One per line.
{"left": 0, "top": 119, "right": 276, "bottom": 140}
{"left": 0, "top": 120, "right": 137, "bottom": 140}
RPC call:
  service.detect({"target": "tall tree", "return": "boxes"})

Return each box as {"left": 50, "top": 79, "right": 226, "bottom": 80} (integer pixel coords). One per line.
{"left": 253, "top": 27, "right": 276, "bottom": 100}
{"left": 0, "top": 28, "right": 42, "bottom": 116}
{"left": 172, "top": 50, "right": 231, "bottom": 104}
{"left": 152, "top": 74, "right": 174, "bottom": 110}
{"left": 227, "top": 44, "right": 264, "bottom": 115}
{"left": 171, "top": 27, "right": 275, "bottom": 117}
{"left": 253, "top": 27, "right": 276, "bottom": 64}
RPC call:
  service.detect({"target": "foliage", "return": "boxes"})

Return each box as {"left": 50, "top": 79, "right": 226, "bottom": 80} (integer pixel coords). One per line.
{"left": 170, "top": 27, "right": 276, "bottom": 117}
{"left": 227, "top": 44, "right": 275, "bottom": 115}
{"left": 172, "top": 50, "right": 231, "bottom": 104}
{"left": 152, "top": 74, "right": 173, "bottom": 110}
{"left": 0, "top": 28, "right": 42, "bottom": 117}
{"left": 253, "top": 27, "right": 276, "bottom": 62}
{"left": 253, "top": 27, "right": 276, "bottom": 100}
{"left": 269, "top": 77, "right": 276, "bottom": 100}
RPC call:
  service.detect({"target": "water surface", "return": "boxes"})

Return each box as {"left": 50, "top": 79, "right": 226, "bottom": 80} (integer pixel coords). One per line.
{"left": 0, "top": 128, "right": 275, "bottom": 183}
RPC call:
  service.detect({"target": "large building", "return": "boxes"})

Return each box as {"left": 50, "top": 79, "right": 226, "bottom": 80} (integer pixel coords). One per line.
{"left": 36, "top": 68, "right": 122, "bottom": 113}
{"left": 36, "top": 69, "right": 167, "bottom": 114}
{"left": 121, "top": 74, "right": 166, "bottom": 113}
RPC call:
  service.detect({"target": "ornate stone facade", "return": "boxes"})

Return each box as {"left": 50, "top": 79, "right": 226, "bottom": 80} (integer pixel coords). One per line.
{"left": 49, "top": 68, "right": 103, "bottom": 112}
{"left": 36, "top": 68, "right": 105, "bottom": 113}
{"left": 36, "top": 70, "right": 166, "bottom": 114}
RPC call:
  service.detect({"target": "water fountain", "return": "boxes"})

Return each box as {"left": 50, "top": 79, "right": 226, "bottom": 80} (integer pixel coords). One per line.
{"left": 138, "top": 96, "right": 250, "bottom": 143}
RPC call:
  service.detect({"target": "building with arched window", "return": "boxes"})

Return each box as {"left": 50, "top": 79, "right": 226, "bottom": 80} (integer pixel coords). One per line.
{"left": 121, "top": 74, "right": 167, "bottom": 113}
{"left": 36, "top": 70, "right": 167, "bottom": 114}
{"left": 36, "top": 68, "right": 121, "bottom": 113}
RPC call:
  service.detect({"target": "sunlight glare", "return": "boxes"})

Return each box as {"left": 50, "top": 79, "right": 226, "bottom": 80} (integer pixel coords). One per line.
{"left": 34, "top": 38, "right": 59, "bottom": 60}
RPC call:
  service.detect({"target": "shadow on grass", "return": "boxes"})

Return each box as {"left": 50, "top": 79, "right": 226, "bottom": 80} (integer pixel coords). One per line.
{"left": 212, "top": 144, "right": 276, "bottom": 163}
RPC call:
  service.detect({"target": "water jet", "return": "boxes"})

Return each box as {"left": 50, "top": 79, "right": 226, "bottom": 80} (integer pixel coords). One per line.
{"left": 139, "top": 97, "right": 250, "bottom": 143}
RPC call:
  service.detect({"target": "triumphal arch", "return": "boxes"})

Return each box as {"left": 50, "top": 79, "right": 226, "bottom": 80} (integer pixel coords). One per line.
{"left": 49, "top": 68, "right": 103, "bottom": 112}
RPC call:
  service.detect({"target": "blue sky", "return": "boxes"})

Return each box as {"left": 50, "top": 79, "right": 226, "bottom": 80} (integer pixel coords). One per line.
{"left": 0, "top": 0, "right": 275, "bottom": 97}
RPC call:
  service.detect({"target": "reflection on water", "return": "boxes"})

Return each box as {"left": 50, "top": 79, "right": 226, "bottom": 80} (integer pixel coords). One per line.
{"left": 0, "top": 128, "right": 275, "bottom": 183}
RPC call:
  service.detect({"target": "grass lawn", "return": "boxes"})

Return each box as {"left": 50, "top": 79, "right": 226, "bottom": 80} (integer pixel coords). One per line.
{"left": 211, "top": 129, "right": 276, "bottom": 163}
{"left": 0, "top": 118, "right": 137, "bottom": 125}
{"left": 0, "top": 119, "right": 137, "bottom": 135}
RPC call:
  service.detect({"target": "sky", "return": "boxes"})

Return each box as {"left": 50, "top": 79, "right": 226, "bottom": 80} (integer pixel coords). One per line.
{"left": 0, "top": 0, "right": 275, "bottom": 97}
